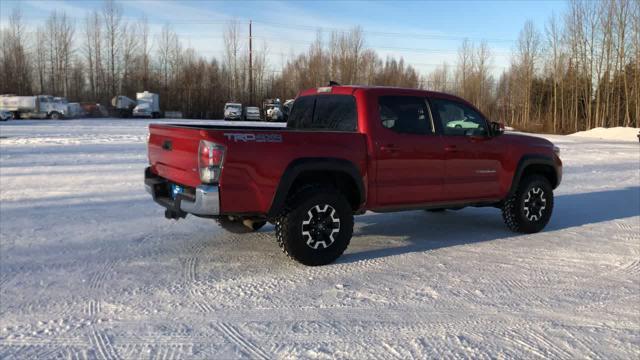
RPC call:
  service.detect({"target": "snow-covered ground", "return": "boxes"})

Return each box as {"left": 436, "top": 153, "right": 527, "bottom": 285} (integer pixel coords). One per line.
{"left": 0, "top": 118, "right": 639, "bottom": 359}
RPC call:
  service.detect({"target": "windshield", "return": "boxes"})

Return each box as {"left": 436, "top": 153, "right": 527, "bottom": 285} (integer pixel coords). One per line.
{"left": 226, "top": 104, "right": 241, "bottom": 110}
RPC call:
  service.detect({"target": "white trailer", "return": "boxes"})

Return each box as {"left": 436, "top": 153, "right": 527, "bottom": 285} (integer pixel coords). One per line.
{"left": 111, "top": 95, "right": 137, "bottom": 118}
{"left": 0, "top": 95, "right": 68, "bottom": 119}
{"left": 133, "top": 91, "right": 161, "bottom": 118}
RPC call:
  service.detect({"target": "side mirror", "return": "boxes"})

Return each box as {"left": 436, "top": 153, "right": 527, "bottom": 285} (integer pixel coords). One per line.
{"left": 490, "top": 121, "right": 504, "bottom": 136}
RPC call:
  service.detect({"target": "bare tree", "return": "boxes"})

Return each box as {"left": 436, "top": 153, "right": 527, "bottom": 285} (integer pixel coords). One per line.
{"left": 34, "top": 27, "right": 47, "bottom": 93}
{"left": 0, "top": 8, "right": 31, "bottom": 94}
{"left": 121, "top": 21, "right": 139, "bottom": 94}
{"left": 546, "top": 13, "right": 562, "bottom": 132}
{"left": 103, "top": 0, "right": 122, "bottom": 96}
{"left": 456, "top": 39, "right": 474, "bottom": 99}
{"left": 516, "top": 20, "right": 542, "bottom": 126}
{"left": 223, "top": 20, "right": 241, "bottom": 100}
{"left": 427, "top": 62, "right": 450, "bottom": 92}
{"left": 139, "top": 17, "right": 151, "bottom": 89}
{"left": 45, "top": 11, "right": 74, "bottom": 96}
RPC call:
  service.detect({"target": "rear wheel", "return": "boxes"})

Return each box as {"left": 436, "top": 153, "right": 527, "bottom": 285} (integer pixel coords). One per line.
{"left": 502, "top": 175, "right": 554, "bottom": 233}
{"left": 275, "top": 186, "right": 353, "bottom": 266}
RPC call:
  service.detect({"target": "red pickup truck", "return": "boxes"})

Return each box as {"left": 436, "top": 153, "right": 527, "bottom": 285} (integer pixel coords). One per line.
{"left": 145, "top": 85, "right": 562, "bottom": 266}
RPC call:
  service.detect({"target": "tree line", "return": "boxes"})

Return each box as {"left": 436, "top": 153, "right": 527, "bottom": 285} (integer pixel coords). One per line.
{"left": 432, "top": 0, "right": 638, "bottom": 132}
{"left": 1, "top": 0, "right": 637, "bottom": 132}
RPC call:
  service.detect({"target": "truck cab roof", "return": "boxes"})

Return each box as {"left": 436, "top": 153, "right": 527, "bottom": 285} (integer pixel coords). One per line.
{"left": 296, "top": 85, "right": 484, "bottom": 117}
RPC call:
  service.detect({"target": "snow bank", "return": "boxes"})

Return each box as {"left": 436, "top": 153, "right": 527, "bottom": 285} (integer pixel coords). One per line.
{"left": 569, "top": 126, "right": 639, "bottom": 142}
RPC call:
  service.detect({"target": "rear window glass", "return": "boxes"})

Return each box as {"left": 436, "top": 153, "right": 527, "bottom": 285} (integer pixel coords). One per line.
{"left": 287, "top": 95, "right": 357, "bottom": 131}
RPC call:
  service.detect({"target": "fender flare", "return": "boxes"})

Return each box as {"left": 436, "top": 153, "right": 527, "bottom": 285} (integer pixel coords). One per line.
{"left": 508, "top": 154, "right": 559, "bottom": 196}
{"left": 268, "top": 158, "right": 365, "bottom": 218}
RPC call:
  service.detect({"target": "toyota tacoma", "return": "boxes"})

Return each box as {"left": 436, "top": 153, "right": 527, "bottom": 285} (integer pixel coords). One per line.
{"left": 145, "top": 85, "right": 562, "bottom": 266}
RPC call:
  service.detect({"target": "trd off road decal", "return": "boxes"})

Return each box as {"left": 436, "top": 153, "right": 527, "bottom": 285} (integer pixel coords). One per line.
{"left": 223, "top": 133, "right": 283, "bottom": 143}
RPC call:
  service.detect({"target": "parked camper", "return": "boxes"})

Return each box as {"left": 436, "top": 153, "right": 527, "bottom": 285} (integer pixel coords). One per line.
{"left": 133, "top": 91, "right": 161, "bottom": 118}
{"left": 111, "top": 95, "right": 137, "bottom": 118}
{"left": 0, "top": 95, "right": 68, "bottom": 119}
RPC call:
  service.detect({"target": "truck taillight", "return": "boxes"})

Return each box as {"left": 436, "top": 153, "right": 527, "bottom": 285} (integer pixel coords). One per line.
{"left": 198, "top": 140, "right": 225, "bottom": 184}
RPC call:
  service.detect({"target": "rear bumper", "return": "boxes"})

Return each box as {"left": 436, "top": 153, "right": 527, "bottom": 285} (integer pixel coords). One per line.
{"left": 144, "top": 167, "right": 220, "bottom": 216}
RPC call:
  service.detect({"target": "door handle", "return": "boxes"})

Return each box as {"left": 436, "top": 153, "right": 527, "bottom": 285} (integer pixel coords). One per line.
{"left": 380, "top": 144, "right": 399, "bottom": 153}
{"left": 444, "top": 145, "right": 458, "bottom": 152}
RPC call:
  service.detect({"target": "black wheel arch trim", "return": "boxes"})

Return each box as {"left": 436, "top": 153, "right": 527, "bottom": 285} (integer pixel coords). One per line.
{"left": 508, "top": 154, "right": 560, "bottom": 197}
{"left": 267, "top": 158, "right": 365, "bottom": 218}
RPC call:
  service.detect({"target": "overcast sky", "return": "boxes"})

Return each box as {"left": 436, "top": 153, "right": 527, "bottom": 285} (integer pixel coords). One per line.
{"left": 0, "top": 0, "right": 568, "bottom": 77}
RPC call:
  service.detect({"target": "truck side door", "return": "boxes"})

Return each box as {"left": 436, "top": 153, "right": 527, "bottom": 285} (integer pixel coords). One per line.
{"left": 375, "top": 95, "right": 446, "bottom": 206}
{"left": 430, "top": 97, "right": 503, "bottom": 201}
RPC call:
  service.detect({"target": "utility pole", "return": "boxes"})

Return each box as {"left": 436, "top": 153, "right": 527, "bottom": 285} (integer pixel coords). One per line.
{"left": 249, "top": 20, "right": 253, "bottom": 105}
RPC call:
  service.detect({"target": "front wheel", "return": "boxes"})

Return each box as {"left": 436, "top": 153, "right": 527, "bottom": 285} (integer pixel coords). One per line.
{"left": 502, "top": 175, "right": 554, "bottom": 233}
{"left": 275, "top": 186, "right": 353, "bottom": 266}
{"left": 49, "top": 112, "right": 62, "bottom": 120}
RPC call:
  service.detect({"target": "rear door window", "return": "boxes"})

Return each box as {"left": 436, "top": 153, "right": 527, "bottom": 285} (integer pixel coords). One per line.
{"left": 378, "top": 96, "right": 434, "bottom": 135}
{"left": 312, "top": 95, "right": 357, "bottom": 131}
{"left": 287, "top": 95, "right": 357, "bottom": 131}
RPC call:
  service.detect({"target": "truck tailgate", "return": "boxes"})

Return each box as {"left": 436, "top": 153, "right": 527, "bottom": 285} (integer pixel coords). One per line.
{"left": 148, "top": 124, "right": 203, "bottom": 188}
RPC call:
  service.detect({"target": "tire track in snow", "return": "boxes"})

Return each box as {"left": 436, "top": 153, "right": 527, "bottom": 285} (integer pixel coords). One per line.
{"left": 85, "top": 299, "right": 101, "bottom": 318}
{"left": 613, "top": 234, "right": 640, "bottom": 256}
{"left": 193, "top": 300, "right": 216, "bottom": 313}
{"left": 381, "top": 341, "right": 405, "bottom": 360}
{"left": 522, "top": 328, "right": 573, "bottom": 359}
{"left": 88, "top": 261, "right": 117, "bottom": 290}
{"left": 216, "top": 322, "right": 270, "bottom": 360}
{"left": 615, "top": 222, "right": 637, "bottom": 232}
{"left": 502, "top": 329, "right": 572, "bottom": 359}
{"left": 0, "top": 272, "right": 12, "bottom": 289}
{"left": 560, "top": 329, "right": 600, "bottom": 359}
{"left": 150, "top": 345, "right": 180, "bottom": 360}
{"left": 180, "top": 257, "right": 198, "bottom": 283}
{"left": 88, "top": 327, "right": 119, "bottom": 360}
{"left": 0, "top": 345, "right": 68, "bottom": 359}
{"left": 618, "top": 259, "right": 640, "bottom": 275}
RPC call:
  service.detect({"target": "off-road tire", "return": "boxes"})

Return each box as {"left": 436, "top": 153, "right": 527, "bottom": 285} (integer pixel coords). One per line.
{"left": 502, "top": 175, "right": 554, "bottom": 233}
{"left": 215, "top": 217, "right": 266, "bottom": 233}
{"left": 275, "top": 186, "right": 354, "bottom": 266}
